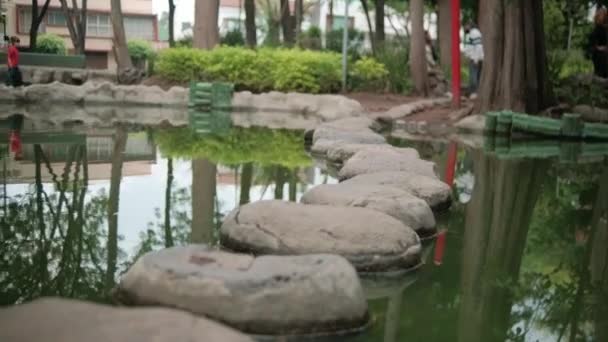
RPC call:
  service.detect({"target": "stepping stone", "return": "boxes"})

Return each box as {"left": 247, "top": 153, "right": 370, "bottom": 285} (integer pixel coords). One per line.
{"left": 338, "top": 149, "right": 437, "bottom": 181}
{"left": 342, "top": 171, "right": 452, "bottom": 210}
{"left": 326, "top": 143, "right": 419, "bottom": 164}
{"left": 301, "top": 184, "right": 436, "bottom": 237}
{"left": 221, "top": 200, "right": 421, "bottom": 273}
{"left": 311, "top": 129, "right": 386, "bottom": 155}
{"left": 0, "top": 298, "right": 251, "bottom": 342}
{"left": 116, "top": 245, "right": 369, "bottom": 336}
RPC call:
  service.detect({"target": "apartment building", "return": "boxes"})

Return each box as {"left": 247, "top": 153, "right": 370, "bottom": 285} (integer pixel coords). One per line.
{"left": 2, "top": 0, "right": 165, "bottom": 70}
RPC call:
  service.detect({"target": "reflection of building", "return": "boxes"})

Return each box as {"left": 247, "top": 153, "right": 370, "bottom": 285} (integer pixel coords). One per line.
{"left": 3, "top": 0, "right": 167, "bottom": 70}
{"left": 1, "top": 131, "right": 157, "bottom": 183}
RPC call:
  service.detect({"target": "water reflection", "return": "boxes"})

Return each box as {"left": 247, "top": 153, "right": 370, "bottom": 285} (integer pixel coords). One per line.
{"left": 2, "top": 116, "right": 608, "bottom": 341}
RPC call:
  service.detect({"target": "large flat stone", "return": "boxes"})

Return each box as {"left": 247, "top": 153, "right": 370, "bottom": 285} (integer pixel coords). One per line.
{"left": 326, "top": 143, "right": 419, "bottom": 164}
{"left": 338, "top": 149, "right": 438, "bottom": 181}
{"left": 221, "top": 200, "right": 421, "bottom": 272}
{"left": 116, "top": 245, "right": 368, "bottom": 335}
{"left": 301, "top": 184, "right": 436, "bottom": 237}
{"left": 0, "top": 298, "right": 252, "bottom": 342}
{"left": 342, "top": 171, "right": 452, "bottom": 210}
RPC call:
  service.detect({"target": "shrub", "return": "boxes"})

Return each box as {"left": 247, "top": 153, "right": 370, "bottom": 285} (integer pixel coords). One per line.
{"left": 128, "top": 40, "right": 156, "bottom": 61}
{"left": 301, "top": 26, "right": 322, "bottom": 50}
{"left": 375, "top": 43, "right": 412, "bottom": 93}
{"left": 34, "top": 34, "right": 66, "bottom": 55}
{"left": 221, "top": 29, "right": 245, "bottom": 46}
{"left": 176, "top": 35, "right": 193, "bottom": 48}
{"left": 547, "top": 50, "right": 593, "bottom": 83}
{"left": 351, "top": 57, "right": 388, "bottom": 91}
{"left": 155, "top": 46, "right": 342, "bottom": 93}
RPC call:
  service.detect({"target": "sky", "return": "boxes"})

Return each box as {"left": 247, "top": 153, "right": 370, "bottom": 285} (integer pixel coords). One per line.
{"left": 152, "top": 0, "right": 195, "bottom": 37}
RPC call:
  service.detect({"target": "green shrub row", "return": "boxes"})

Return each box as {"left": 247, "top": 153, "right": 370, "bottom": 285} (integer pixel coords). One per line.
{"left": 156, "top": 46, "right": 387, "bottom": 93}
{"left": 34, "top": 33, "right": 67, "bottom": 55}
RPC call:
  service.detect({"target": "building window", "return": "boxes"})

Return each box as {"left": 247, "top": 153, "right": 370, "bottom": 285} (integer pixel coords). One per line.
{"left": 327, "top": 15, "right": 354, "bottom": 31}
{"left": 18, "top": 7, "right": 47, "bottom": 34}
{"left": 125, "top": 17, "right": 155, "bottom": 40}
{"left": 47, "top": 10, "right": 67, "bottom": 26}
{"left": 87, "top": 13, "right": 111, "bottom": 37}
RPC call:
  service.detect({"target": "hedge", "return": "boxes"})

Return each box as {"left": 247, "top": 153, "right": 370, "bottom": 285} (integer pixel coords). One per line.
{"left": 156, "top": 46, "right": 386, "bottom": 93}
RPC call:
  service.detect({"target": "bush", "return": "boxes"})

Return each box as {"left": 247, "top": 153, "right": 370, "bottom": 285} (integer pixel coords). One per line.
{"left": 128, "top": 40, "right": 156, "bottom": 62}
{"left": 221, "top": 29, "right": 245, "bottom": 46}
{"left": 375, "top": 43, "right": 412, "bottom": 93}
{"left": 155, "top": 47, "right": 342, "bottom": 93}
{"left": 547, "top": 50, "right": 593, "bottom": 83}
{"left": 176, "top": 35, "right": 192, "bottom": 48}
{"left": 34, "top": 34, "right": 66, "bottom": 55}
{"left": 301, "top": 26, "right": 322, "bottom": 50}
{"left": 351, "top": 57, "right": 388, "bottom": 91}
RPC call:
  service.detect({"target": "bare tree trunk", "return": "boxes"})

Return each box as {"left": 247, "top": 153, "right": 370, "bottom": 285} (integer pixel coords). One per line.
{"left": 280, "top": 0, "right": 294, "bottom": 45}
{"left": 239, "top": 163, "right": 253, "bottom": 205}
{"left": 478, "top": 0, "right": 554, "bottom": 114}
{"left": 244, "top": 0, "right": 257, "bottom": 47}
{"left": 58, "top": 0, "right": 87, "bottom": 54}
{"left": 164, "top": 158, "right": 174, "bottom": 247}
{"left": 295, "top": 0, "right": 303, "bottom": 45}
{"left": 29, "top": 0, "right": 51, "bottom": 50}
{"left": 360, "top": 0, "right": 375, "bottom": 54}
{"left": 105, "top": 126, "right": 127, "bottom": 293}
{"left": 375, "top": 0, "right": 385, "bottom": 45}
{"left": 191, "top": 159, "right": 216, "bottom": 244}
{"left": 193, "top": 0, "right": 220, "bottom": 49}
{"left": 169, "top": 0, "right": 176, "bottom": 47}
{"left": 288, "top": 169, "right": 297, "bottom": 202}
{"left": 111, "top": 0, "right": 133, "bottom": 80}
{"left": 437, "top": 0, "right": 451, "bottom": 68}
{"left": 409, "top": 0, "right": 429, "bottom": 96}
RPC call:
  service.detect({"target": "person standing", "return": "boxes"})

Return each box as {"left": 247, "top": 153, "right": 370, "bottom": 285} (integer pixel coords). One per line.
{"left": 589, "top": 8, "right": 608, "bottom": 78}
{"left": 463, "top": 22, "right": 483, "bottom": 97}
{"left": 6, "top": 36, "right": 22, "bottom": 87}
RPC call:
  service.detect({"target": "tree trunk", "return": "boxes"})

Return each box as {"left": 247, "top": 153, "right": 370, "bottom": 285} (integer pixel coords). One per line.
{"left": 105, "top": 126, "right": 127, "bottom": 293}
{"left": 478, "top": 0, "right": 554, "bottom": 114}
{"left": 29, "top": 0, "right": 51, "bottom": 50}
{"left": 164, "top": 158, "right": 174, "bottom": 248}
{"left": 111, "top": 0, "right": 134, "bottom": 83}
{"left": 274, "top": 167, "right": 287, "bottom": 200}
{"left": 288, "top": 169, "right": 297, "bottom": 202}
{"left": 191, "top": 159, "right": 216, "bottom": 244}
{"left": 437, "top": 0, "right": 451, "bottom": 68}
{"left": 295, "top": 0, "right": 303, "bottom": 45}
{"left": 280, "top": 0, "right": 294, "bottom": 45}
{"left": 360, "top": 0, "right": 375, "bottom": 54}
{"left": 168, "top": 0, "right": 176, "bottom": 47}
{"left": 239, "top": 163, "right": 253, "bottom": 205}
{"left": 409, "top": 0, "right": 429, "bottom": 96}
{"left": 244, "top": 0, "right": 257, "bottom": 47}
{"left": 193, "top": 0, "right": 220, "bottom": 49}
{"left": 58, "top": 0, "right": 87, "bottom": 54}
{"left": 375, "top": 0, "right": 385, "bottom": 45}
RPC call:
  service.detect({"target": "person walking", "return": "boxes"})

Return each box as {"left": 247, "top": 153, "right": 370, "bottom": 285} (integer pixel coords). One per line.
{"left": 589, "top": 8, "right": 608, "bottom": 78}
{"left": 463, "top": 22, "right": 483, "bottom": 98}
{"left": 6, "top": 36, "right": 22, "bottom": 87}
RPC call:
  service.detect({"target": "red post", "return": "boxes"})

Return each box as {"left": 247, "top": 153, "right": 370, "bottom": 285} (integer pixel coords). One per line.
{"left": 451, "top": 0, "right": 461, "bottom": 108}
{"left": 445, "top": 141, "right": 458, "bottom": 186}
{"left": 434, "top": 230, "right": 447, "bottom": 266}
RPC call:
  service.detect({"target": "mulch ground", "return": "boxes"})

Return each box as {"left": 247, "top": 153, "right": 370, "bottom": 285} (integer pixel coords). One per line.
{"left": 345, "top": 92, "right": 421, "bottom": 113}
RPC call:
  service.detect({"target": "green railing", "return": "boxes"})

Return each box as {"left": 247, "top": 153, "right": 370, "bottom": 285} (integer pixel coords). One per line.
{"left": 0, "top": 52, "right": 86, "bottom": 69}
{"left": 188, "top": 82, "right": 234, "bottom": 135}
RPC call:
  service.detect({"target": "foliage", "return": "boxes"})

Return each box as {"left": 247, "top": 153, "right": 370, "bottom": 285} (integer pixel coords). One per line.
{"left": 374, "top": 42, "right": 412, "bottom": 93}
{"left": 325, "top": 28, "right": 364, "bottom": 58}
{"left": 351, "top": 57, "right": 389, "bottom": 91}
{"left": 155, "top": 47, "right": 342, "bottom": 93}
{"left": 543, "top": 0, "right": 593, "bottom": 52}
{"left": 34, "top": 34, "right": 67, "bottom": 55}
{"left": 127, "top": 40, "right": 156, "bottom": 62}
{"left": 300, "top": 26, "right": 322, "bottom": 50}
{"left": 154, "top": 126, "right": 312, "bottom": 168}
{"left": 547, "top": 50, "right": 593, "bottom": 83}
{"left": 221, "top": 29, "right": 245, "bottom": 47}
{"left": 175, "top": 35, "right": 193, "bottom": 48}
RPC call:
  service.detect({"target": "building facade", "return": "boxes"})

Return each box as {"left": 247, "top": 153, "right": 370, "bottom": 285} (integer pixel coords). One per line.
{"left": 2, "top": 0, "right": 165, "bottom": 70}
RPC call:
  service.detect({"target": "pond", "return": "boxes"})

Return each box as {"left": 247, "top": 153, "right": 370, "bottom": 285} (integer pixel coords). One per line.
{"left": 1, "top": 115, "right": 607, "bottom": 342}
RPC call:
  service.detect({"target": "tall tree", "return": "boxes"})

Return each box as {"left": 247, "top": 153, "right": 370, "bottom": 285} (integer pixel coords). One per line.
{"left": 437, "top": 0, "right": 451, "bottom": 68}
{"left": 360, "top": 0, "right": 376, "bottom": 54}
{"left": 239, "top": 163, "right": 254, "bottom": 205}
{"left": 295, "top": 0, "right": 303, "bottom": 45}
{"left": 58, "top": 0, "right": 87, "bottom": 54}
{"left": 478, "top": 0, "right": 554, "bottom": 114}
{"left": 245, "top": 0, "right": 257, "bottom": 47}
{"left": 193, "top": 0, "right": 220, "bottom": 49}
{"left": 163, "top": 158, "right": 174, "bottom": 247}
{"left": 168, "top": 0, "right": 176, "bottom": 47}
{"left": 409, "top": 0, "right": 429, "bottom": 96}
{"left": 110, "top": 0, "right": 134, "bottom": 83}
{"left": 191, "top": 159, "right": 217, "bottom": 244}
{"left": 375, "top": 0, "right": 385, "bottom": 45}
{"left": 280, "top": 0, "right": 294, "bottom": 45}
{"left": 29, "top": 0, "right": 51, "bottom": 50}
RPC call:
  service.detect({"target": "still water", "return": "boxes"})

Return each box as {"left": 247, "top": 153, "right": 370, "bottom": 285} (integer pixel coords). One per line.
{"left": 1, "top": 116, "right": 607, "bottom": 342}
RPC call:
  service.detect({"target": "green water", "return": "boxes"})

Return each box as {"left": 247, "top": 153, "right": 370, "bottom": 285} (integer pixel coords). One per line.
{"left": 1, "top": 117, "right": 607, "bottom": 342}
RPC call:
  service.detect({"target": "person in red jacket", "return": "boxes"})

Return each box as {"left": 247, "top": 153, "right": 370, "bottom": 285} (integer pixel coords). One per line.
{"left": 6, "top": 36, "right": 22, "bottom": 87}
